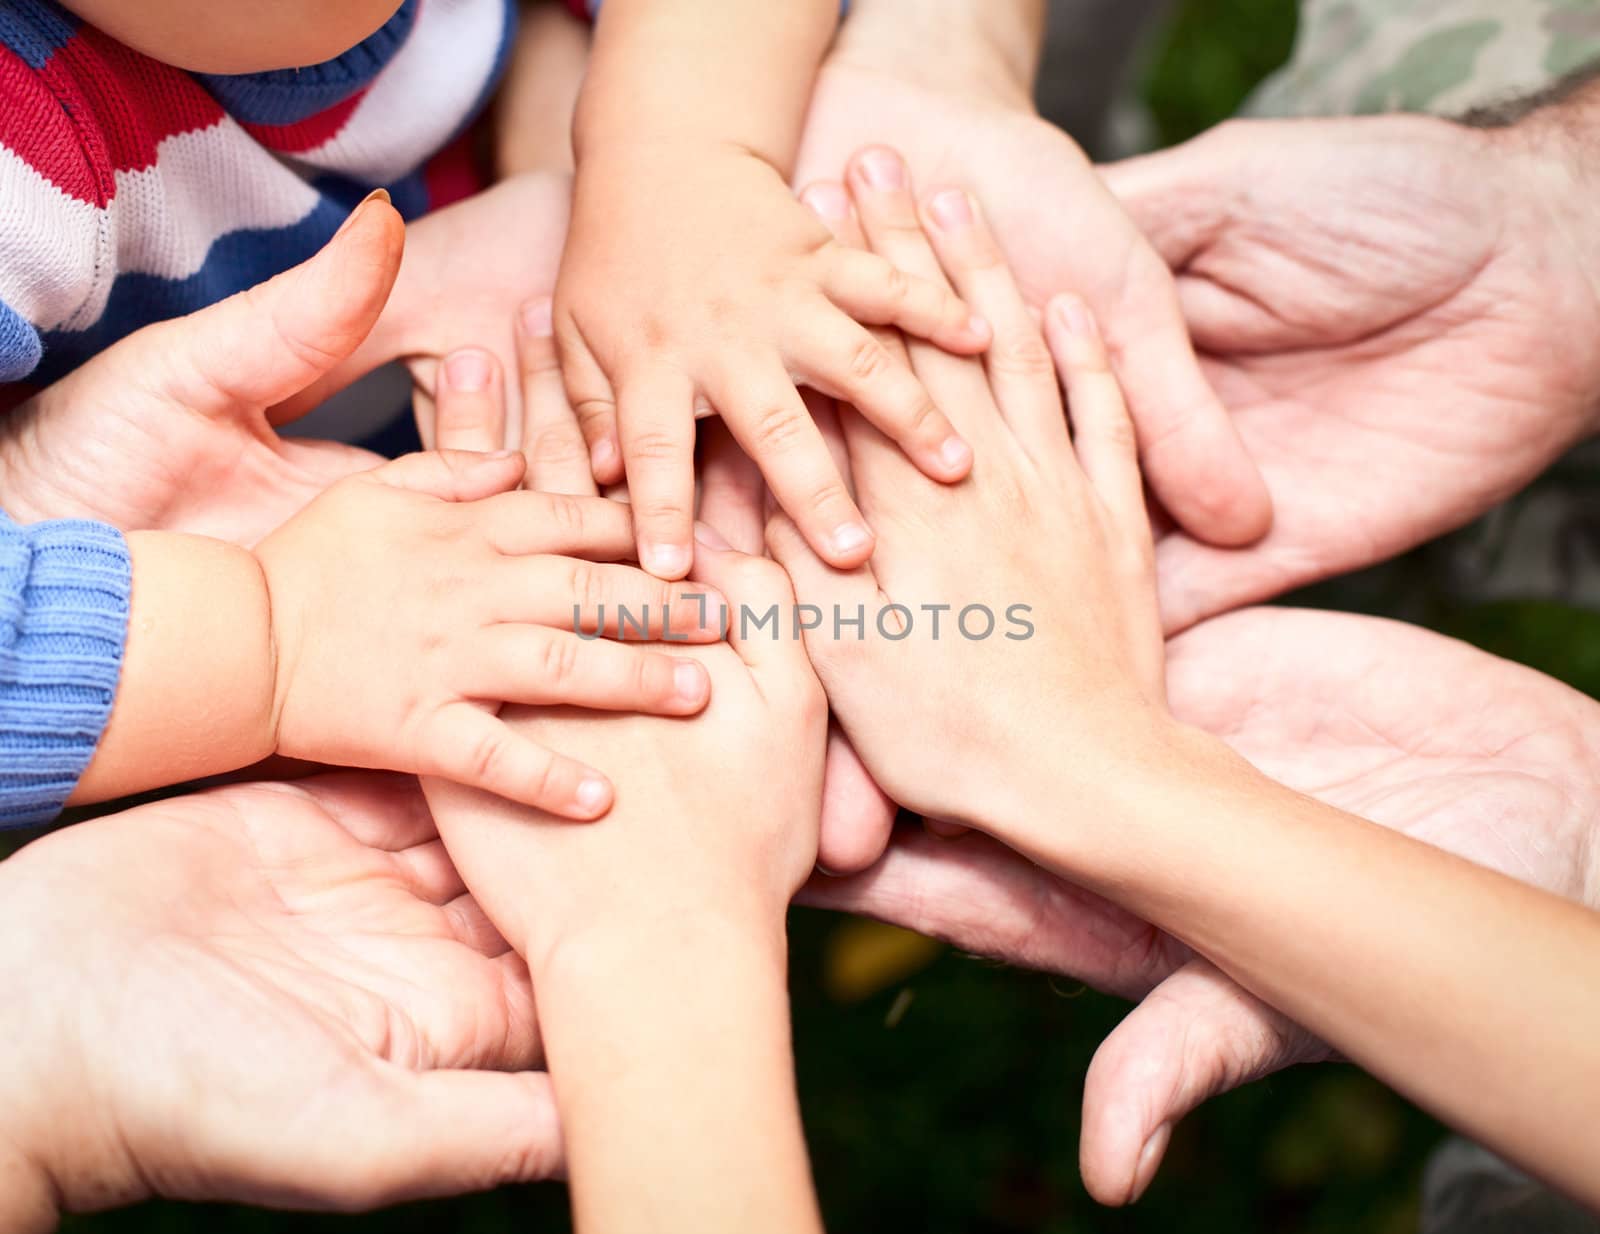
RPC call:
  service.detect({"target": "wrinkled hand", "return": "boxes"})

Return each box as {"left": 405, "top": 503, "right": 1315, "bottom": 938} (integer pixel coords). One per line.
{"left": 795, "top": 61, "right": 1271, "bottom": 547}
{"left": 0, "top": 773, "right": 559, "bottom": 1226}
{"left": 1103, "top": 114, "right": 1600, "bottom": 632}
{"left": 803, "top": 607, "right": 1600, "bottom": 1203}
{"left": 0, "top": 194, "right": 405, "bottom": 546}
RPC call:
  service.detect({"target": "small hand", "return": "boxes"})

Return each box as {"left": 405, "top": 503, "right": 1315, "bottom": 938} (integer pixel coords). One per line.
{"left": 556, "top": 140, "right": 992, "bottom": 578}
{"left": 256, "top": 450, "right": 725, "bottom": 817}
{"left": 0, "top": 193, "right": 404, "bottom": 546}
{"left": 795, "top": 62, "right": 1272, "bottom": 548}
{"left": 0, "top": 772, "right": 559, "bottom": 1222}
{"left": 1102, "top": 114, "right": 1600, "bottom": 631}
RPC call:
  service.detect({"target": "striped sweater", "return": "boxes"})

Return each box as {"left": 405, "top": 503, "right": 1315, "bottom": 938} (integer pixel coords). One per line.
{"left": 0, "top": 0, "right": 520, "bottom": 392}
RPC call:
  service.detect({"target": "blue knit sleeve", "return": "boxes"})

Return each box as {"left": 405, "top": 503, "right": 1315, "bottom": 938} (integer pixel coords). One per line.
{"left": 0, "top": 295, "right": 44, "bottom": 386}
{"left": 0, "top": 513, "right": 131, "bottom": 828}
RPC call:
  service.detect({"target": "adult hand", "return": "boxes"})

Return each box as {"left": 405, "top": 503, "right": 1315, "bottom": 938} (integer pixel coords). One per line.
{"left": 1103, "top": 112, "right": 1600, "bottom": 631}
{"left": 794, "top": 62, "right": 1271, "bottom": 546}
{"left": 0, "top": 773, "right": 558, "bottom": 1231}
{"left": 0, "top": 193, "right": 404, "bottom": 546}
{"left": 803, "top": 607, "right": 1600, "bottom": 1203}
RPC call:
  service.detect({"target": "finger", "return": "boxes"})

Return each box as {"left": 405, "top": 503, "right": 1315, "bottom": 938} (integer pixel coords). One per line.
{"left": 707, "top": 362, "right": 873, "bottom": 569}
{"left": 433, "top": 349, "right": 508, "bottom": 453}
{"left": 517, "top": 299, "right": 598, "bottom": 496}
{"left": 615, "top": 367, "right": 698, "bottom": 579}
{"left": 145, "top": 191, "right": 405, "bottom": 422}
{"left": 688, "top": 523, "right": 812, "bottom": 681}
{"left": 1044, "top": 294, "right": 1150, "bottom": 541}
{"left": 795, "top": 827, "right": 1183, "bottom": 997}
{"left": 1098, "top": 135, "right": 1236, "bottom": 270}
{"left": 330, "top": 1067, "right": 565, "bottom": 1205}
{"left": 806, "top": 391, "right": 855, "bottom": 500}
{"left": 761, "top": 508, "right": 885, "bottom": 683}
{"left": 274, "top": 771, "right": 437, "bottom": 852}
{"left": 370, "top": 449, "right": 527, "bottom": 502}
{"left": 816, "top": 725, "right": 897, "bottom": 876}
{"left": 465, "top": 626, "right": 711, "bottom": 715}
{"left": 475, "top": 490, "right": 639, "bottom": 560}
{"left": 425, "top": 707, "right": 614, "bottom": 820}
{"left": 1081, "top": 958, "right": 1330, "bottom": 1206}
{"left": 491, "top": 558, "right": 725, "bottom": 642}
{"left": 787, "top": 303, "right": 972, "bottom": 483}
{"left": 920, "top": 187, "right": 1073, "bottom": 465}
{"left": 820, "top": 244, "right": 990, "bottom": 354}
{"left": 696, "top": 420, "right": 766, "bottom": 554}
{"left": 387, "top": 839, "right": 468, "bottom": 906}
{"left": 440, "top": 891, "right": 514, "bottom": 958}
{"left": 553, "top": 315, "right": 624, "bottom": 484}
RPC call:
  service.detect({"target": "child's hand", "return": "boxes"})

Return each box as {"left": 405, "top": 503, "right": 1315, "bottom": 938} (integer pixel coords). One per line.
{"left": 254, "top": 450, "right": 725, "bottom": 818}
{"left": 555, "top": 141, "right": 991, "bottom": 578}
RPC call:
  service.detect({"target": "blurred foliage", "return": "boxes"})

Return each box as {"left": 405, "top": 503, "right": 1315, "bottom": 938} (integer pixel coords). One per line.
{"left": 1142, "top": 0, "right": 1300, "bottom": 145}
{"left": 30, "top": 2, "right": 1600, "bottom": 1233}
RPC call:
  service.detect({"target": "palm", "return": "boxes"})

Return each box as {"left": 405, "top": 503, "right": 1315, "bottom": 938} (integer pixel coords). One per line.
{"left": 795, "top": 64, "right": 1270, "bottom": 542}
{"left": 28, "top": 773, "right": 545, "bottom": 1208}
{"left": 1106, "top": 116, "right": 1600, "bottom": 631}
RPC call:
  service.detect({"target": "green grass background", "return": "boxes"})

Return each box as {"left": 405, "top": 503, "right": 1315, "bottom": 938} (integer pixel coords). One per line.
{"left": 33, "top": 1, "right": 1600, "bottom": 1230}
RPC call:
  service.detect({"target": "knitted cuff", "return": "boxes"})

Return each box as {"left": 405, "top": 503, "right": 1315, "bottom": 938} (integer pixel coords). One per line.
{"left": 0, "top": 519, "right": 131, "bottom": 829}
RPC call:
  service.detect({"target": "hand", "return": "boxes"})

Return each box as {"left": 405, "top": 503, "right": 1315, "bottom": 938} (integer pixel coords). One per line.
{"left": 794, "top": 60, "right": 1272, "bottom": 547}
{"left": 802, "top": 607, "right": 1600, "bottom": 1203}
{"left": 1102, "top": 113, "right": 1600, "bottom": 631}
{"left": 255, "top": 450, "right": 725, "bottom": 817}
{"left": 0, "top": 772, "right": 559, "bottom": 1228}
{"left": 0, "top": 193, "right": 403, "bottom": 546}
{"left": 767, "top": 167, "right": 1166, "bottom": 836}
{"left": 556, "top": 139, "right": 992, "bottom": 578}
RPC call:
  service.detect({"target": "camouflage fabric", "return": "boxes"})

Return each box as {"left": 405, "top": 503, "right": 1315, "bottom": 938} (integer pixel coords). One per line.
{"left": 1243, "top": 0, "right": 1600, "bottom": 118}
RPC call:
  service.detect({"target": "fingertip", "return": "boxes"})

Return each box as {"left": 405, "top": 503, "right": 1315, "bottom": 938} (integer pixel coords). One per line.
{"left": 800, "top": 181, "right": 852, "bottom": 225}
{"left": 1129, "top": 1123, "right": 1172, "bottom": 1204}
{"left": 640, "top": 539, "right": 693, "bottom": 580}
{"left": 826, "top": 520, "right": 875, "bottom": 567}
{"left": 572, "top": 774, "right": 613, "bottom": 820}
{"left": 671, "top": 658, "right": 711, "bottom": 712}
{"left": 590, "top": 435, "right": 623, "bottom": 483}
{"left": 519, "top": 296, "right": 555, "bottom": 339}
{"left": 934, "top": 433, "right": 973, "bottom": 481}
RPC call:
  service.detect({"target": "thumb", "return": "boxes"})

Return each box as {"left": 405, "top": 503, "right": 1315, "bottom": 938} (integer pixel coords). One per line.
{"left": 1079, "top": 958, "right": 1330, "bottom": 1206}
{"left": 145, "top": 191, "right": 405, "bottom": 421}
{"left": 316, "top": 1068, "right": 565, "bottom": 1207}
{"left": 372, "top": 449, "right": 528, "bottom": 502}
{"left": 1098, "top": 126, "right": 1244, "bottom": 270}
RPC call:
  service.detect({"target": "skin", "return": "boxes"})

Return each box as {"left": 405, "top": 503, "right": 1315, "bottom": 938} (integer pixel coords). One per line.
{"left": 767, "top": 172, "right": 1600, "bottom": 1212}
{"left": 57, "top": 0, "right": 406, "bottom": 74}
{"left": 0, "top": 773, "right": 559, "bottom": 1233}
{"left": 557, "top": 0, "right": 991, "bottom": 579}
{"left": 1100, "top": 102, "right": 1600, "bottom": 632}
{"left": 425, "top": 542, "right": 829, "bottom": 1234}
{"left": 805, "top": 606, "right": 1600, "bottom": 1202}
{"left": 792, "top": 0, "right": 1272, "bottom": 548}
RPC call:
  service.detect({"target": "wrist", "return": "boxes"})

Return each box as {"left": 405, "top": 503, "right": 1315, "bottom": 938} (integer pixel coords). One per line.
{"left": 828, "top": 0, "right": 1043, "bottom": 112}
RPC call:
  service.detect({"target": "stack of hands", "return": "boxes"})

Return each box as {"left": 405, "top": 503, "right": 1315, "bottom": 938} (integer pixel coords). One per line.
{"left": 6, "top": 13, "right": 1600, "bottom": 1231}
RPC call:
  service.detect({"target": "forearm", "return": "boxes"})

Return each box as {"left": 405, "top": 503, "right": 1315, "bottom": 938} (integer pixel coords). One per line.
{"left": 575, "top": 0, "right": 835, "bottom": 171}
{"left": 71, "top": 531, "right": 274, "bottom": 802}
{"left": 828, "top": 0, "right": 1044, "bottom": 110}
{"left": 533, "top": 912, "right": 821, "bottom": 1234}
{"left": 496, "top": 1, "right": 590, "bottom": 177}
{"left": 1004, "top": 724, "right": 1600, "bottom": 1208}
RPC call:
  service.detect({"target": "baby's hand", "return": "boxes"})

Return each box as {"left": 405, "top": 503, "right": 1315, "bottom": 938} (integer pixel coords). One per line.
{"left": 254, "top": 450, "right": 724, "bottom": 818}
{"left": 555, "top": 141, "right": 990, "bottom": 578}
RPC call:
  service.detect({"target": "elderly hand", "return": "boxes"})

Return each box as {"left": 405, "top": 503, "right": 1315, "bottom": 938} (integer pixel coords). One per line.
{"left": 1104, "top": 112, "right": 1600, "bottom": 631}
{"left": 804, "top": 607, "right": 1600, "bottom": 1203}
{"left": 0, "top": 773, "right": 559, "bottom": 1230}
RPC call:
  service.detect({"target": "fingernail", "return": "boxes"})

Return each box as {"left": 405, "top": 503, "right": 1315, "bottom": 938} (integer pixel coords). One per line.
{"left": 575, "top": 776, "right": 610, "bottom": 814}
{"left": 1053, "top": 295, "right": 1098, "bottom": 339}
{"left": 591, "top": 437, "right": 619, "bottom": 472}
{"left": 444, "top": 349, "right": 491, "bottom": 393}
{"left": 487, "top": 449, "right": 519, "bottom": 460}
{"left": 927, "top": 188, "right": 973, "bottom": 230}
{"left": 939, "top": 435, "right": 972, "bottom": 473}
{"left": 801, "top": 182, "right": 851, "bottom": 221}
{"left": 334, "top": 187, "right": 392, "bottom": 238}
{"left": 967, "top": 314, "right": 992, "bottom": 341}
{"left": 1130, "top": 1124, "right": 1171, "bottom": 1203}
{"left": 831, "top": 522, "right": 873, "bottom": 557}
{"left": 693, "top": 520, "right": 732, "bottom": 551}
{"left": 858, "top": 149, "right": 905, "bottom": 191}
{"left": 520, "top": 297, "right": 554, "bottom": 338}
{"left": 643, "top": 541, "right": 691, "bottom": 577}
{"left": 673, "top": 660, "right": 707, "bottom": 704}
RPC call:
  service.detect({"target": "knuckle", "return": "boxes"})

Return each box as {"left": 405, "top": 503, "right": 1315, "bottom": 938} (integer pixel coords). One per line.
{"left": 539, "top": 631, "right": 582, "bottom": 687}
{"left": 990, "top": 333, "right": 1057, "bottom": 378}
{"left": 571, "top": 397, "right": 616, "bottom": 430}
{"left": 530, "top": 428, "right": 589, "bottom": 469}
{"left": 747, "top": 404, "right": 809, "bottom": 457}
{"left": 460, "top": 726, "right": 510, "bottom": 789}
{"left": 625, "top": 429, "right": 684, "bottom": 465}
{"left": 844, "top": 336, "right": 891, "bottom": 384}
{"left": 543, "top": 492, "right": 589, "bottom": 537}
{"left": 566, "top": 560, "right": 605, "bottom": 614}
